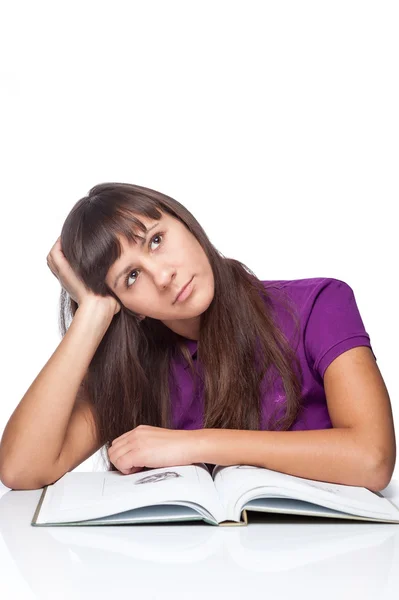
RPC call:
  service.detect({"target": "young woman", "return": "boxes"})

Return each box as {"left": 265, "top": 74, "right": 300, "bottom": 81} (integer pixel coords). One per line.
{"left": 0, "top": 182, "right": 395, "bottom": 491}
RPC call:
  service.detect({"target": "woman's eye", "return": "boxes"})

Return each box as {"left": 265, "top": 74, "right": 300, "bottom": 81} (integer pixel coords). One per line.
{"left": 124, "top": 233, "right": 163, "bottom": 289}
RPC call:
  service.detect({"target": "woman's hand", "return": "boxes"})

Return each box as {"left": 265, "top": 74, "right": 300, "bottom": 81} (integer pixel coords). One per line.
{"left": 108, "top": 425, "right": 199, "bottom": 474}
{"left": 46, "top": 236, "right": 121, "bottom": 315}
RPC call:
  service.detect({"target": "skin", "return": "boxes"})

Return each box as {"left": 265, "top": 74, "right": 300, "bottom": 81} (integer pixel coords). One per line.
{"left": 105, "top": 211, "right": 215, "bottom": 340}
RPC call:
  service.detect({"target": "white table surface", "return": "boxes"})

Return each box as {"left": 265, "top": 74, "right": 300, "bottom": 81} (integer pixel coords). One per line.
{"left": 1, "top": 479, "right": 399, "bottom": 600}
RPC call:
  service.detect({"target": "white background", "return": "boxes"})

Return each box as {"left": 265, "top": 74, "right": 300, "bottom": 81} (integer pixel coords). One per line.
{"left": 1, "top": 0, "right": 398, "bottom": 487}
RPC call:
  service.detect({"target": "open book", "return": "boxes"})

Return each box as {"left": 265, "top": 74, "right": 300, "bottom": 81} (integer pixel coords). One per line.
{"left": 31, "top": 463, "right": 399, "bottom": 527}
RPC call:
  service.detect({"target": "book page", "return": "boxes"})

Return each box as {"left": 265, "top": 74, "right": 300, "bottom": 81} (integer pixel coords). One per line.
{"left": 212, "top": 465, "right": 399, "bottom": 522}
{"left": 38, "top": 463, "right": 225, "bottom": 524}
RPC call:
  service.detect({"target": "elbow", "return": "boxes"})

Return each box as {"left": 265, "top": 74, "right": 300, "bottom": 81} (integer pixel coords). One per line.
{"left": 0, "top": 466, "right": 49, "bottom": 491}
{"left": 0, "top": 465, "right": 15, "bottom": 490}
{"left": 0, "top": 476, "right": 48, "bottom": 491}
{"left": 366, "top": 449, "right": 396, "bottom": 493}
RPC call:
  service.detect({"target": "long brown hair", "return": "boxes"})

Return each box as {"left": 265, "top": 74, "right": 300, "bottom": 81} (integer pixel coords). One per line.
{"left": 59, "top": 183, "right": 303, "bottom": 471}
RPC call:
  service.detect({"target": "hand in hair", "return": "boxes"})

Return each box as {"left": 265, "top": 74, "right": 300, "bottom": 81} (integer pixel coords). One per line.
{"left": 108, "top": 424, "right": 199, "bottom": 474}
{"left": 46, "top": 236, "right": 121, "bottom": 314}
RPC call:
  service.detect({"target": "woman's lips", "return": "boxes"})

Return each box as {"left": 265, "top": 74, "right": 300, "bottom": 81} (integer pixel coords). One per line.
{"left": 175, "top": 277, "right": 194, "bottom": 303}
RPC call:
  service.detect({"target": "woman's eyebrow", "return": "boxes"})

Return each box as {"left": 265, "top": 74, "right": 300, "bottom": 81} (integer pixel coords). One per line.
{"left": 113, "top": 221, "right": 160, "bottom": 289}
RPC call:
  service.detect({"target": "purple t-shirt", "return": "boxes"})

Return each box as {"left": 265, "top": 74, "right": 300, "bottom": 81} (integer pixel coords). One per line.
{"left": 169, "top": 278, "right": 376, "bottom": 432}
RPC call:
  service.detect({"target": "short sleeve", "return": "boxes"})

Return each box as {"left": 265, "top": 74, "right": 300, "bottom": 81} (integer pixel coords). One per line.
{"left": 304, "top": 279, "right": 376, "bottom": 380}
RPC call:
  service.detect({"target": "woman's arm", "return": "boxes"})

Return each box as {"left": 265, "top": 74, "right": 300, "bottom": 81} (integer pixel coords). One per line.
{"left": 0, "top": 300, "right": 114, "bottom": 489}
{"left": 196, "top": 347, "right": 396, "bottom": 492}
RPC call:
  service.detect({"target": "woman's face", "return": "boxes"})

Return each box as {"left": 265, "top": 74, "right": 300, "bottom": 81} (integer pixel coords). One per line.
{"left": 105, "top": 211, "right": 214, "bottom": 340}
